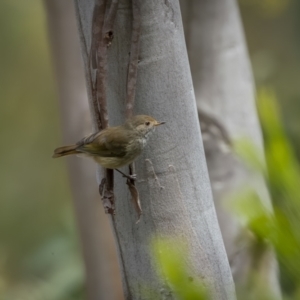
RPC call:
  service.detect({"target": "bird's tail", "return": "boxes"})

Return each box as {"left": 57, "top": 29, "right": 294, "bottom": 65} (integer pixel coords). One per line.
{"left": 52, "top": 145, "right": 79, "bottom": 158}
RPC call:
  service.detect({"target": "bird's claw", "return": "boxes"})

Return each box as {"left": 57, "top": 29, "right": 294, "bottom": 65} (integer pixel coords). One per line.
{"left": 124, "top": 174, "right": 137, "bottom": 181}
{"left": 115, "top": 168, "right": 137, "bottom": 181}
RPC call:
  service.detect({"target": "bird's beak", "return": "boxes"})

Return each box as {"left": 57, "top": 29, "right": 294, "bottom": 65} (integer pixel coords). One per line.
{"left": 155, "top": 121, "right": 166, "bottom": 126}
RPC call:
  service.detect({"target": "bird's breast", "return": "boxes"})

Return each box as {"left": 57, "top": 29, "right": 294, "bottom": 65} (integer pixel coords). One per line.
{"left": 126, "top": 138, "right": 147, "bottom": 154}
{"left": 90, "top": 136, "right": 149, "bottom": 169}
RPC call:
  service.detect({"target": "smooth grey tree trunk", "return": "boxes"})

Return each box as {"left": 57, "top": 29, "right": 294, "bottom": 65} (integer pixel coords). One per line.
{"left": 74, "top": 0, "right": 236, "bottom": 299}
{"left": 44, "top": 1, "right": 124, "bottom": 299}
{"left": 180, "top": 0, "right": 281, "bottom": 298}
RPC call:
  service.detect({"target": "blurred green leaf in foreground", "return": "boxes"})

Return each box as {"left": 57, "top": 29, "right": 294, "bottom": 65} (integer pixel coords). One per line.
{"left": 233, "top": 88, "right": 300, "bottom": 298}
{"left": 151, "top": 238, "right": 207, "bottom": 300}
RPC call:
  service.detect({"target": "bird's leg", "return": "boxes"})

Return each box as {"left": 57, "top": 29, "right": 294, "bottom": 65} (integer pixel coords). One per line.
{"left": 115, "top": 168, "right": 137, "bottom": 181}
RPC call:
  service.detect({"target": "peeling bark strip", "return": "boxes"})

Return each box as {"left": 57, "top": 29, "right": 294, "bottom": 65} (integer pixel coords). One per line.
{"left": 90, "top": 0, "right": 106, "bottom": 130}
{"left": 126, "top": 0, "right": 142, "bottom": 222}
{"left": 95, "top": 0, "right": 119, "bottom": 129}
{"left": 89, "top": 0, "right": 119, "bottom": 130}
{"left": 99, "top": 177, "right": 115, "bottom": 214}
{"left": 90, "top": 0, "right": 142, "bottom": 218}
{"left": 126, "top": 0, "right": 141, "bottom": 118}
{"left": 126, "top": 179, "right": 142, "bottom": 224}
{"left": 89, "top": 0, "right": 119, "bottom": 214}
{"left": 103, "top": 0, "right": 119, "bottom": 46}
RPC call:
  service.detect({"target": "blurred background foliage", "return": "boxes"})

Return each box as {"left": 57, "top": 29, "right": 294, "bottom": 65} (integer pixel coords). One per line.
{"left": 239, "top": 0, "right": 300, "bottom": 159}
{"left": 0, "top": 0, "right": 84, "bottom": 299}
{"left": 0, "top": 0, "right": 299, "bottom": 299}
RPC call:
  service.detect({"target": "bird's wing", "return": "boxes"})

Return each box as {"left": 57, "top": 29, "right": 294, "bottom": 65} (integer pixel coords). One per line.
{"left": 76, "top": 127, "right": 128, "bottom": 157}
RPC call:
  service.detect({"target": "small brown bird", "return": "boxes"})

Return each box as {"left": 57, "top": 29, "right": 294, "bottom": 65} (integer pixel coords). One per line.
{"left": 53, "top": 115, "right": 165, "bottom": 178}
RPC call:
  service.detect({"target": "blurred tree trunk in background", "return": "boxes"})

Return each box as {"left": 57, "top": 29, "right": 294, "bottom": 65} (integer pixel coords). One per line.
{"left": 74, "top": 0, "right": 236, "bottom": 299}
{"left": 44, "top": 1, "right": 124, "bottom": 299}
{"left": 180, "top": 0, "right": 281, "bottom": 297}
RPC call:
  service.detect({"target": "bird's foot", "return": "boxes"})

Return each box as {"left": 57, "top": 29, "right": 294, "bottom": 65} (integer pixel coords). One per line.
{"left": 115, "top": 168, "right": 137, "bottom": 181}
{"left": 124, "top": 173, "right": 137, "bottom": 181}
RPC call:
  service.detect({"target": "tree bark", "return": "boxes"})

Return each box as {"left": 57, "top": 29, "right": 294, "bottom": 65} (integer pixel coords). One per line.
{"left": 74, "top": 0, "right": 236, "bottom": 299}
{"left": 180, "top": 0, "right": 281, "bottom": 297}
{"left": 44, "top": 1, "right": 124, "bottom": 299}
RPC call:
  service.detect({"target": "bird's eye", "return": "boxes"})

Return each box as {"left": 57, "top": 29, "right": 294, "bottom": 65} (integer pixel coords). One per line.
{"left": 145, "top": 121, "right": 150, "bottom": 126}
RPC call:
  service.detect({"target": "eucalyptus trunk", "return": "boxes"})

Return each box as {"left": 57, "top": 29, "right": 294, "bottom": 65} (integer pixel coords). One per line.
{"left": 74, "top": 0, "right": 236, "bottom": 299}
{"left": 180, "top": 0, "right": 281, "bottom": 297}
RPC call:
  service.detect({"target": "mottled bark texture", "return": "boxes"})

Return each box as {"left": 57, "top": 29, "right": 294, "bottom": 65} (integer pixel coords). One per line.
{"left": 180, "top": 0, "right": 281, "bottom": 298}
{"left": 74, "top": 0, "right": 236, "bottom": 299}
{"left": 44, "top": 1, "right": 123, "bottom": 299}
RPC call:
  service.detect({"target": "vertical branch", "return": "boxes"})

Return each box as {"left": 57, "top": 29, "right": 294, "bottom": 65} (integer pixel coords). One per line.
{"left": 126, "top": 0, "right": 142, "bottom": 222}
